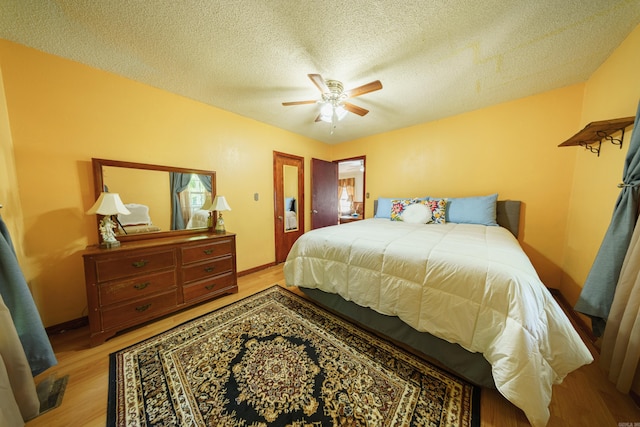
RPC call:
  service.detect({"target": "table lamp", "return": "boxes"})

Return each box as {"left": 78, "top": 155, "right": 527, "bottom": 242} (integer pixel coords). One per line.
{"left": 210, "top": 195, "right": 231, "bottom": 234}
{"left": 87, "top": 192, "right": 130, "bottom": 248}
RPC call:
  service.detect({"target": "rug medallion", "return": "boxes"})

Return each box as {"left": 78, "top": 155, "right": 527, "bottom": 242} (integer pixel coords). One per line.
{"left": 108, "top": 285, "right": 479, "bottom": 426}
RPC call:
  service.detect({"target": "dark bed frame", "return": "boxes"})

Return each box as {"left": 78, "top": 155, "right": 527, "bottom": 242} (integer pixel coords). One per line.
{"left": 299, "top": 200, "right": 522, "bottom": 388}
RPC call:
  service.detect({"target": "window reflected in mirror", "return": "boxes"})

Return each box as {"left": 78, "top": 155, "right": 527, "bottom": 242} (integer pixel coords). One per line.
{"left": 283, "top": 164, "right": 299, "bottom": 232}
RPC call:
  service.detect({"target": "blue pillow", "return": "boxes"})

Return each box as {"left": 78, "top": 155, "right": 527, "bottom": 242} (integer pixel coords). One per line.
{"left": 375, "top": 197, "right": 429, "bottom": 218}
{"left": 433, "top": 194, "right": 498, "bottom": 226}
{"left": 374, "top": 198, "right": 395, "bottom": 218}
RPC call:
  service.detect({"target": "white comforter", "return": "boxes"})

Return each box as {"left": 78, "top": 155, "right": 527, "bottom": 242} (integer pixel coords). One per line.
{"left": 284, "top": 219, "right": 593, "bottom": 427}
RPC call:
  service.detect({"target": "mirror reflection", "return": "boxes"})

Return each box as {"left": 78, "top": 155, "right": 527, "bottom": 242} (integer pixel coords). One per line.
{"left": 168, "top": 172, "right": 212, "bottom": 231}
{"left": 338, "top": 158, "right": 365, "bottom": 223}
{"left": 283, "top": 164, "right": 299, "bottom": 232}
{"left": 103, "top": 166, "right": 170, "bottom": 235}
{"left": 93, "top": 159, "right": 216, "bottom": 241}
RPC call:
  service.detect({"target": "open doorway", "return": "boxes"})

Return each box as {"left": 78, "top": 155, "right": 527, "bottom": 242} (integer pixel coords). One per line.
{"left": 337, "top": 156, "right": 365, "bottom": 224}
{"left": 310, "top": 156, "right": 366, "bottom": 229}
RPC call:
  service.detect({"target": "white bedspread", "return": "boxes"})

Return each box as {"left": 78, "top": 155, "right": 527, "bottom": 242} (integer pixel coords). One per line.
{"left": 284, "top": 219, "right": 593, "bottom": 427}
{"left": 186, "top": 209, "right": 210, "bottom": 229}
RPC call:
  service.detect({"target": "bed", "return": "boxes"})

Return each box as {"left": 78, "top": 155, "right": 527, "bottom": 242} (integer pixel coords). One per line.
{"left": 116, "top": 203, "right": 161, "bottom": 234}
{"left": 285, "top": 197, "right": 298, "bottom": 230}
{"left": 186, "top": 209, "right": 210, "bottom": 229}
{"left": 284, "top": 196, "right": 593, "bottom": 427}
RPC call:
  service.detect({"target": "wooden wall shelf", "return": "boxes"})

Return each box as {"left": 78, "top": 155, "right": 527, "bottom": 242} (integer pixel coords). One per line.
{"left": 558, "top": 116, "right": 635, "bottom": 156}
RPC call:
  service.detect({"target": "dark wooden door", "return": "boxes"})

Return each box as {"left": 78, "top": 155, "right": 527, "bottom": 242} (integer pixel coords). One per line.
{"left": 311, "top": 158, "right": 339, "bottom": 229}
{"left": 273, "top": 152, "right": 304, "bottom": 264}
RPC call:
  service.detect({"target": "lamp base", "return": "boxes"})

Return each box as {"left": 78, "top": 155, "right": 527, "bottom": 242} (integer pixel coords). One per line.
{"left": 100, "top": 240, "right": 121, "bottom": 249}
{"left": 215, "top": 213, "right": 226, "bottom": 234}
{"left": 98, "top": 216, "right": 121, "bottom": 249}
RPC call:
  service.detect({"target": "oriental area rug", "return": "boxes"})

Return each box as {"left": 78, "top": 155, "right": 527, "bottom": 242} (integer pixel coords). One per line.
{"left": 108, "top": 285, "right": 480, "bottom": 426}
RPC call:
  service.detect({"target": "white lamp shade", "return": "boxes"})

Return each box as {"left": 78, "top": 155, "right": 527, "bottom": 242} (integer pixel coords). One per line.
{"left": 211, "top": 195, "right": 231, "bottom": 212}
{"left": 319, "top": 102, "right": 333, "bottom": 123}
{"left": 319, "top": 102, "right": 347, "bottom": 123}
{"left": 86, "top": 192, "right": 131, "bottom": 216}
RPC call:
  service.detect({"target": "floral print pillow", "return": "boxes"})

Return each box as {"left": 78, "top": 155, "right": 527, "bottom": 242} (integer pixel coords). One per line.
{"left": 390, "top": 198, "right": 447, "bottom": 223}
{"left": 426, "top": 198, "right": 448, "bottom": 224}
{"left": 390, "top": 199, "right": 416, "bottom": 221}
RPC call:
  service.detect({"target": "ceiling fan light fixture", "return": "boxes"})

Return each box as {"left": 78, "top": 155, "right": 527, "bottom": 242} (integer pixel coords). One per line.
{"left": 319, "top": 102, "right": 347, "bottom": 123}
{"left": 320, "top": 102, "right": 333, "bottom": 121}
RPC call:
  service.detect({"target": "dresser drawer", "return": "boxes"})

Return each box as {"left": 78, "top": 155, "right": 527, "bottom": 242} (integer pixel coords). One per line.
{"left": 181, "top": 238, "right": 233, "bottom": 265}
{"left": 182, "top": 255, "right": 234, "bottom": 284}
{"left": 101, "top": 290, "right": 178, "bottom": 330}
{"left": 84, "top": 233, "right": 237, "bottom": 346}
{"left": 95, "top": 249, "right": 176, "bottom": 282}
{"left": 183, "top": 271, "right": 236, "bottom": 303}
{"left": 99, "top": 270, "right": 177, "bottom": 306}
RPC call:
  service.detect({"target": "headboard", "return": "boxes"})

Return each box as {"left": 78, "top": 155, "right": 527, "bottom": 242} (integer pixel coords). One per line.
{"left": 373, "top": 199, "right": 522, "bottom": 238}
{"left": 496, "top": 200, "right": 521, "bottom": 238}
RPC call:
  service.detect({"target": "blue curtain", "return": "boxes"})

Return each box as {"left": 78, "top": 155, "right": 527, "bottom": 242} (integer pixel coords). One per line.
{"left": 575, "top": 102, "right": 640, "bottom": 337}
{"left": 0, "top": 215, "right": 57, "bottom": 376}
{"left": 170, "top": 172, "right": 192, "bottom": 230}
{"left": 196, "top": 174, "right": 212, "bottom": 194}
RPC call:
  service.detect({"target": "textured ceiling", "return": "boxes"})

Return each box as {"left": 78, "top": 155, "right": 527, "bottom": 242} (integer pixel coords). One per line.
{"left": 1, "top": 1, "right": 639, "bottom": 144}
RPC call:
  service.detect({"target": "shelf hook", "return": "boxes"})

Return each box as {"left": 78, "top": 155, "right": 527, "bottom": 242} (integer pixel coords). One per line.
{"left": 579, "top": 140, "right": 601, "bottom": 156}
{"left": 596, "top": 128, "right": 625, "bottom": 150}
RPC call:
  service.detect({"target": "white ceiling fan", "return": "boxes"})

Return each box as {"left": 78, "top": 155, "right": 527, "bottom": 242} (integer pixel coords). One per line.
{"left": 282, "top": 74, "right": 383, "bottom": 124}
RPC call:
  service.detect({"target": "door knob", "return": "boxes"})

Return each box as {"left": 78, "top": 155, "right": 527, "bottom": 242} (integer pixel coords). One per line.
{"left": 278, "top": 216, "right": 283, "bottom": 220}
{"left": 312, "top": 209, "right": 318, "bottom": 214}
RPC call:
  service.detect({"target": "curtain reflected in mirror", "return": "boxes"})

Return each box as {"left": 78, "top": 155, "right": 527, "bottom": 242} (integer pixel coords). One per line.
{"left": 283, "top": 164, "right": 299, "bottom": 232}
{"left": 170, "top": 172, "right": 212, "bottom": 230}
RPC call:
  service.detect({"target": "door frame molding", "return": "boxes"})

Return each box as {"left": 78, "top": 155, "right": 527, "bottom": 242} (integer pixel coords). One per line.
{"left": 273, "top": 151, "right": 305, "bottom": 264}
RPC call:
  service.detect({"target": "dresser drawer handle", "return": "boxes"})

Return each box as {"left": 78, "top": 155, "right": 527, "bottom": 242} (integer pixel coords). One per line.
{"left": 135, "top": 303, "right": 151, "bottom": 312}
{"left": 203, "top": 249, "right": 214, "bottom": 255}
{"left": 205, "top": 284, "right": 215, "bottom": 290}
{"left": 132, "top": 260, "right": 149, "bottom": 268}
{"left": 204, "top": 267, "right": 215, "bottom": 273}
{"left": 133, "top": 282, "right": 150, "bottom": 290}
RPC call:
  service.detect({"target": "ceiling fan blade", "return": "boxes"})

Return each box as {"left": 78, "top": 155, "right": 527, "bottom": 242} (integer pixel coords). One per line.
{"left": 343, "top": 102, "right": 369, "bottom": 116}
{"left": 344, "top": 80, "right": 383, "bottom": 98}
{"left": 282, "top": 100, "right": 317, "bottom": 106}
{"left": 308, "top": 74, "right": 329, "bottom": 93}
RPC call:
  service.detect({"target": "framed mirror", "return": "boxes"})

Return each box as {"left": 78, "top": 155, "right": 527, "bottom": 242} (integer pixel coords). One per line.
{"left": 91, "top": 158, "right": 216, "bottom": 242}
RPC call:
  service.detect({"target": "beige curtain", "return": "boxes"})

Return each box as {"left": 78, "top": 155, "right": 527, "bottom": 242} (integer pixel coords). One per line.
{"left": 0, "top": 293, "right": 40, "bottom": 425}
{"left": 338, "top": 178, "right": 355, "bottom": 212}
{"left": 179, "top": 191, "right": 193, "bottom": 228}
{"left": 600, "top": 212, "right": 640, "bottom": 393}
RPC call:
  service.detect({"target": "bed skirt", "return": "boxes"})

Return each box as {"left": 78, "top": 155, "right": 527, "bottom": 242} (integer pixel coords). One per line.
{"left": 299, "top": 287, "right": 496, "bottom": 389}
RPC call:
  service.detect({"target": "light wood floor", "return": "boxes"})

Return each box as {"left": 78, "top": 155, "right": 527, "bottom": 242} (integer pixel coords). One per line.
{"left": 27, "top": 264, "right": 640, "bottom": 427}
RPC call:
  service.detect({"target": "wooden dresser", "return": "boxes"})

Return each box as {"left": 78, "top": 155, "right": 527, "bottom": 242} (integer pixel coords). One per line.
{"left": 82, "top": 232, "right": 237, "bottom": 346}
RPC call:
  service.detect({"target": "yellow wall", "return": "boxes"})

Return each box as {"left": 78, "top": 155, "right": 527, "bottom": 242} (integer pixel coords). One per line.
{"left": 1, "top": 23, "right": 638, "bottom": 328}
{"left": 0, "top": 65, "right": 26, "bottom": 265}
{"left": 331, "top": 85, "right": 584, "bottom": 287}
{"left": 0, "top": 40, "right": 330, "bottom": 326}
{"left": 561, "top": 24, "right": 640, "bottom": 306}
